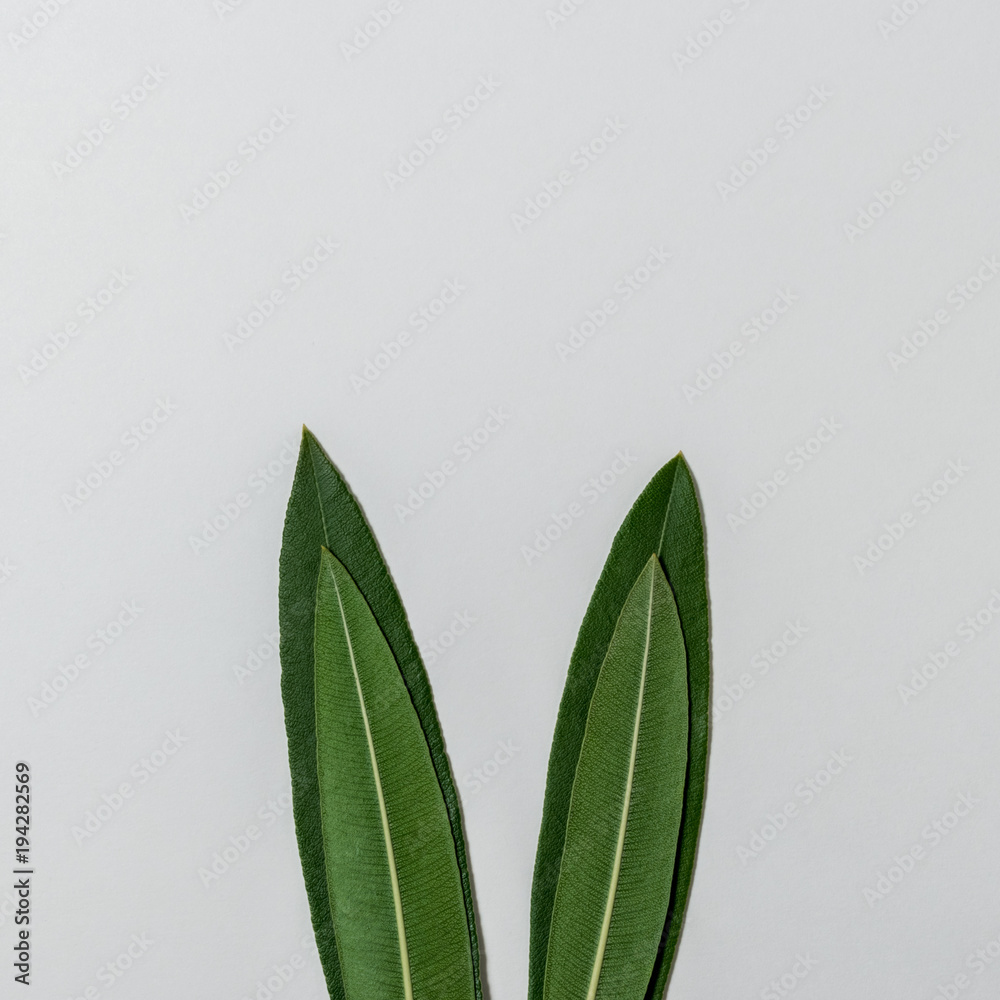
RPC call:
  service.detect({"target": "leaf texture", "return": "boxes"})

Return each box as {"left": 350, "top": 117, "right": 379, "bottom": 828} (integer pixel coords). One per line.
{"left": 314, "top": 549, "right": 477, "bottom": 1000}
{"left": 541, "top": 555, "right": 689, "bottom": 1000}
{"left": 529, "top": 455, "right": 710, "bottom": 1000}
{"left": 279, "top": 428, "right": 481, "bottom": 1000}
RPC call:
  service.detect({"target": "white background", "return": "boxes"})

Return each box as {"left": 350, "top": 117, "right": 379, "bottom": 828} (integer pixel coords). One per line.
{"left": 3, "top": 1, "right": 1000, "bottom": 998}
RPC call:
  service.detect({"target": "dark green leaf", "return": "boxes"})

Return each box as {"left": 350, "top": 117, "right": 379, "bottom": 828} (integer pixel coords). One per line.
{"left": 279, "top": 428, "right": 481, "bottom": 1000}
{"left": 314, "top": 549, "right": 477, "bottom": 1000}
{"left": 529, "top": 454, "right": 710, "bottom": 1000}
{"left": 542, "top": 555, "right": 689, "bottom": 1000}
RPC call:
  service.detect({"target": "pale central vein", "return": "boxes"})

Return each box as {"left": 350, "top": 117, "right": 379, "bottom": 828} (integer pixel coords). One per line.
{"left": 333, "top": 570, "right": 413, "bottom": 1000}
{"left": 656, "top": 468, "right": 678, "bottom": 559}
{"left": 309, "top": 444, "right": 331, "bottom": 547}
{"left": 586, "top": 570, "right": 655, "bottom": 1000}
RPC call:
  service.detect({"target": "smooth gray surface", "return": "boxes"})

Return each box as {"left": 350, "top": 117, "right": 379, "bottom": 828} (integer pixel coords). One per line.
{"left": 2, "top": 2, "right": 1000, "bottom": 997}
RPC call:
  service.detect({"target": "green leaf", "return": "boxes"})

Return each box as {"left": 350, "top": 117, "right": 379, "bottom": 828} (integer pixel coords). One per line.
{"left": 279, "top": 428, "right": 481, "bottom": 1000}
{"left": 314, "top": 549, "right": 477, "bottom": 1000}
{"left": 529, "top": 454, "right": 710, "bottom": 1000}
{"left": 542, "top": 555, "right": 689, "bottom": 1000}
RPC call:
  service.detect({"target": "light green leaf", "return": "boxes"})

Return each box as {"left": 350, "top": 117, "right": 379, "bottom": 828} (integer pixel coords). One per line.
{"left": 279, "top": 428, "right": 481, "bottom": 1000}
{"left": 542, "top": 555, "right": 689, "bottom": 1000}
{"left": 314, "top": 548, "right": 477, "bottom": 1000}
{"left": 529, "top": 455, "right": 709, "bottom": 1000}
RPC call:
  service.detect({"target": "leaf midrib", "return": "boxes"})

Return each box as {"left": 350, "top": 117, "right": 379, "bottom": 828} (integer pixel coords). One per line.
{"left": 329, "top": 562, "right": 414, "bottom": 1000}
{"left": 585, "top": 568, "right": 655, "bottom": 1000}
{"left": 655, "top": 462, "right": 679, "bottom": 559}
{"left": 308, "top": 440, "right": 332, "bottom": 547}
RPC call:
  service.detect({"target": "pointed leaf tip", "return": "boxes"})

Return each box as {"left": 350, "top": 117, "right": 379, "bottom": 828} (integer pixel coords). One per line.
{"left": 279, "top": 430, "right": 483, "bottom": 1000}
{"left": 528, "top": 456, "right": 709, "bottom": 1000}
